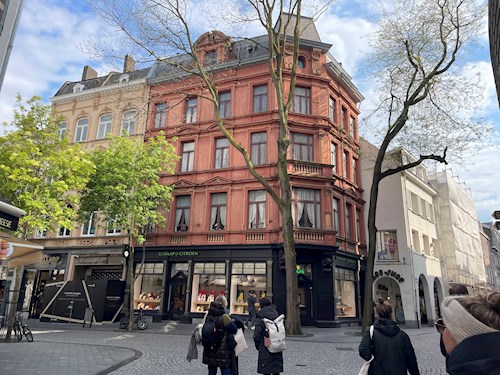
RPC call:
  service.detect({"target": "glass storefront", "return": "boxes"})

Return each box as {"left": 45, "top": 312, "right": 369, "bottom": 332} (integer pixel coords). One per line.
{"left": 191, "top": 262, "right": 226, "bottom": 313}
{"left": 230, "top": 262, "right": 267, "bottom": 314}
{"left": 334, "top": 267, "right": 356, "bottom": 318}
{"left": 134, "top": 263, "right": 164, "bottom": 311}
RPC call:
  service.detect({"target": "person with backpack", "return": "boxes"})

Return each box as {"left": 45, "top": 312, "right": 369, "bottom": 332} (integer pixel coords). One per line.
{"left": 359, "top": 298, "right": 420, "bottom": 375}
{"left": 202, "top": 296, "right": 237, "bottom": 375}
{"left": 253, "top": 298, "right": 284, "bottom": 375}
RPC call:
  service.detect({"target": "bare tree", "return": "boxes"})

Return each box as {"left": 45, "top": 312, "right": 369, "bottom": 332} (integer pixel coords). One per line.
{"left": 360, "top": 0, "right": 490, "bottom": 331}
{"left": 86, "top": 0, "right": 333, "bottom": 335}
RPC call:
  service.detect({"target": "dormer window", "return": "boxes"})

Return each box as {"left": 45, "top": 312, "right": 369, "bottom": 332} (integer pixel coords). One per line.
{"left": 119, "top": 74, "right": 130, "bottom": 84}
{"left": 73, "top": 83, "right": 84, "bottom": 93}
{"left": 205, "top": 50, "right": 217, "bottom": 65}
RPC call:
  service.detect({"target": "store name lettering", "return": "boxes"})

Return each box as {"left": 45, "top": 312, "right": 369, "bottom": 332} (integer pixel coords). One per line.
{"left": 0, "top": 217, "right": 12, "bottom": 229}
{"left": 373, "top": 269, "right": 405, "bottom": 283}
{"left": 335, "top": 255, "right": 357, "bottom": 266}
{"left": 158, "top": 251, "right": 199, "bottom": 257}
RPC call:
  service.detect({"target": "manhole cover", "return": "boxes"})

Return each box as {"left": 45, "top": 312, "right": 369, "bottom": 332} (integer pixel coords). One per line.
{"left": 335, "top": 347, "right": 354, "bottom": 351}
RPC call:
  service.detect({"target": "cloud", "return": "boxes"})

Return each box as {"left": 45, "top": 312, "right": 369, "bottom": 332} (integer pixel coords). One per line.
{"left": 0, "top": 0, "right": 111, "bottom": 132}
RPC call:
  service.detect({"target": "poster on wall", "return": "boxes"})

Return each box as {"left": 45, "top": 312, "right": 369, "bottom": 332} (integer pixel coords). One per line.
{"left": 377, "top": 230, "right": 399, "bottom": 261}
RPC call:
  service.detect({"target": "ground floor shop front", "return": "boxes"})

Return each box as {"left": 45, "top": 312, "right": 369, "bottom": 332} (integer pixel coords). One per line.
{"left": 132, "top": 244, "right": 365, "bottom": 327}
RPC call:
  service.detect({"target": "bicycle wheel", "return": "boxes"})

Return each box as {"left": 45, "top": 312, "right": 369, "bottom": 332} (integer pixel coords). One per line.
{"left": 136, "top": 318, "right": 148, "bottom": 330}
{"left": 13, "top": 323, "right": 22, "bottom": 340}
{"left": 119, "top": 316, "right": 129, "bottom": 329}
{"left": 23, "top": 326, "right": 33, "bottom": 342}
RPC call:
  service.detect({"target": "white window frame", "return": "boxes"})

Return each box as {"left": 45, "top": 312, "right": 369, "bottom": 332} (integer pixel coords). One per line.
{"left": 97, "top": 113, "right": 112, "bottom": 139}
{"left": 58, "top": 227, "right": 71, "bottom": 237}
{"left": 74, "top": 118, "right": 88, "bottom": 143}
{"left": 82, "top": 213, "right": 96, "bottom": 236}
{"left": 154, "top": 102, "right": 167, "bottom": 128}
{"left": 58, "top": 121, "right": 67, "bottom": 140}
{"left": 122, "top": 110, "right": 137, "bottom": 135}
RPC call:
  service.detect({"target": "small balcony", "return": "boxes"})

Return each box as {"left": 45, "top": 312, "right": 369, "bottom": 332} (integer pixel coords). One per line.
{"left": 288, "top": 160, "right": 335, "bottom": 179}
{"left": 293, "top": 228, "right": 336, "bottom": 244}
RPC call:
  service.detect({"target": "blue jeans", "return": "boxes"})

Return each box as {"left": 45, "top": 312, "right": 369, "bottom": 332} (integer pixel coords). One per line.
{"left": 208, "top": 365, "right": 231, "bottom": 375}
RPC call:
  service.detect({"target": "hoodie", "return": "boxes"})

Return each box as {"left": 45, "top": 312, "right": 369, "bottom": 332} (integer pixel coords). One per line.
{"left": 359, "top": 318, "right": 420, "bottom": 375}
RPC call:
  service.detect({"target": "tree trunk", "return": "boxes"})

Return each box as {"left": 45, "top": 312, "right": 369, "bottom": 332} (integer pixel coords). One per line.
{"left": 5, "top": 266, "right": 24, "bottom": 341}
{"left": 128, "top": 242, "right": 135, "bottom": 331}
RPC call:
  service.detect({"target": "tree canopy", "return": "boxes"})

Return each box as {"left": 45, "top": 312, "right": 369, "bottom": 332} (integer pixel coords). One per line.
{"left": 0, "top": 96, "right": 94, "bottom": 237}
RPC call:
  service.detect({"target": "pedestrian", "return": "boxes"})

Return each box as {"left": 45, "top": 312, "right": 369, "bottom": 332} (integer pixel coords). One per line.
{"left": 246, "top": 291, "right": 257, "bottom": 329}
{"left": 253, "top": 298, "right": 283, "bottom": 375}
{"left": 359, "top": 298, "right": 420, "bottom": 375}
{"left": 202, "top": 295, "right": 237, "bottom": 375}
{"left": 439, "top": 283, "right": 468, "bottom": 357}
{"left": 436, "top": 292, "right": 500, "bottom": 375}
{"left": 229, "top": 314, "right": 246, "bottom": 375}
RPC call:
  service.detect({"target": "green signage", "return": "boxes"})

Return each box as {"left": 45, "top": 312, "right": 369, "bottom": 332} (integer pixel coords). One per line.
{"left": 158, "top": 251, "right": 199, "bottom": 257}
{"left": 335, "top": 255, "right": 357, "bottom": 266}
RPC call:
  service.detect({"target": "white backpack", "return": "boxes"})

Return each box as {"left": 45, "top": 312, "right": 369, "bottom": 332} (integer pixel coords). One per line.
{"left": 263, "top": 314, "right": 286, "bottom": 353}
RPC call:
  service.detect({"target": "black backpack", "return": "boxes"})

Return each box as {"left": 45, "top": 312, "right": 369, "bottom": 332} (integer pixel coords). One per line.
{"left": 201, "top": 317, "right": 223, "bottom": 349}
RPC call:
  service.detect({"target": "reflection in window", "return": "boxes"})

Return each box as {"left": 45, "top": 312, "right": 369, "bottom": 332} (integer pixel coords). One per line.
{"left": 335, "top": 267, "right": 356, "bottom": 317}
{"left": 293, "top": 86, "right": 311, "bottom": 114}
{"left": 97, "top": 114, "right": 112, "bottom": 139}
{"left": 251, "top": 132, "right": 267, "bottom": 165}
{"left": 215, "top": 138, "right": 229, "bottom": 169}
{"left": 175, "top": 195, "right": 190, "bottom": 232}
{"left": 122, "top": 110, "right": 137, "bottom": 134}
{"left": 253, "top": 85, "right": 268, "bottom": 113}
{"left": 154, "top": 103, "right": 167, "bottom": 128}
{"left": 186, "top": 98, "right": 197, "bottom": 123}
{"left": 82, "top": 213, "right": 96, "bottom": 236}
{"left": 219, "top": 92, "right": 231, "bottom": 119}
{"left": 291, "top": 132, "right": 313, "bottom": 161}
{"left": 75, "top": 118, "right": 88, "bottom": 142}
{"left": 210, "top": 193, "right": 227, "bottom": 231}
{"left": 181, "top": 141, "right": 194, "bottom": 172}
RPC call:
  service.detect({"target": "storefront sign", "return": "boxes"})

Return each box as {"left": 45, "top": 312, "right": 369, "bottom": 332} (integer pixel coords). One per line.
{"left": 40, "top": 256, "right": 60, "bottom": 264}
{"left": 158, "top": 251, "right": 199, "bottom": 257}
{"left": 373, "top": 269, "right": 405, "bottom": 283}
{"left": 0, "top": 211, "right": 19, "bottom": 231}
{"left": 335, "top": 255, "right": 357, "bottom": 267}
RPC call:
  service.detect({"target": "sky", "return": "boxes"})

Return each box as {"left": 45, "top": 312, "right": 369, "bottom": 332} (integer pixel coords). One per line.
{"left": 0, "top": 0, "right": 499, "bottom": 223}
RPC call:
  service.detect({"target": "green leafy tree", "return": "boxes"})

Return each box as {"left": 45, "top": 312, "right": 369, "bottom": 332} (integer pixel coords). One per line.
{"left": 0, "top": 96, "right": 94, "bottom": 340}
{"left": 78, "top": 134, "right": 177, "bottom": 329}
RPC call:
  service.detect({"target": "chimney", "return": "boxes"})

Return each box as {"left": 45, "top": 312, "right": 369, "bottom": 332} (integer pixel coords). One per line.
{"left": 81, "top": 65, "right": 98, "bottom": 81}
{"left": 123, "top": 54, "right": 135, "bottom": 73}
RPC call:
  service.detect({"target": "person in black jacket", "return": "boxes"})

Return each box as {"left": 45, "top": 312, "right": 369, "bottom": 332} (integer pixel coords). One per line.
{"left": 253, "top": 298, "right": 283, "bottom": 375}
{"left": 438, "top": 293, "right": 500, "bottom": 375}
{"left": 359, "top": 298, "right": 420, "bottom": 375}
{"left": 202, "top": 297, "right": 237, "bottom": 375}
{"left": 245, "top": 291, "right": 257, "bottom": 329}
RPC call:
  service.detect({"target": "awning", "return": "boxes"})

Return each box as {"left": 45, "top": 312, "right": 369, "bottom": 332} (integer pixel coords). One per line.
{"left": 0, "top": 231, "right": 44, "bottom": 268}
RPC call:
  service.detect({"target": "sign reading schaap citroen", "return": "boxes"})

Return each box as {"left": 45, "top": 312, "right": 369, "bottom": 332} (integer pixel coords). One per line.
{"left": 0, "top": 211, "right": 19, "bottom": 232}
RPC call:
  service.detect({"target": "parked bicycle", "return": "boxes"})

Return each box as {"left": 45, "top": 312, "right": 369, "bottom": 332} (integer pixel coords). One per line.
{"left": 119, "top": 308, "right": 148, "bottom": 330}
{"left": 13, "top": 312, "right": 33, "bottom": 342}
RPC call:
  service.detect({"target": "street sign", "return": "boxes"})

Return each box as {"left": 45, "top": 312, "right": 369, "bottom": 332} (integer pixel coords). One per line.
{"left": 492, "top": 211, "right": 500, "bottom": 220}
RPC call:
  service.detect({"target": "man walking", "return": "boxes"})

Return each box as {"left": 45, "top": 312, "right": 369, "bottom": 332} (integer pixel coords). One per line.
{"left": 246, "top": 291, "right": 257, "bottom": 330}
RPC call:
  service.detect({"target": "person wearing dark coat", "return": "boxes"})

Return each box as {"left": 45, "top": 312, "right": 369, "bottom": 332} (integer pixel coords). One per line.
{"left": 202, "top": 298, "right": 237, "bottom": 375}
{"left": 359, "top": 299, "right": 420, "bottom": 375}
{"left": 245, "top": 291, "right": 257, "bottom": 329}
{"left": 438, "top": 293, "right": 500, "bottom": 375}
{"left": 253, "top": 298, "right": 283, "bottom": 375}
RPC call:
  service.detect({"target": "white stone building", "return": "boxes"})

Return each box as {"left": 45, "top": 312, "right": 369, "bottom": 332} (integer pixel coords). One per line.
{"left": 361, "top": 141, "right": 446, "bottom": 328}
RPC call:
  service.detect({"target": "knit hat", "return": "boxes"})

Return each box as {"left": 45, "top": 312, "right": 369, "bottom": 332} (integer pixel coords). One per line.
{"left": 441, "top": 296, "right": 498, "bottom": 344}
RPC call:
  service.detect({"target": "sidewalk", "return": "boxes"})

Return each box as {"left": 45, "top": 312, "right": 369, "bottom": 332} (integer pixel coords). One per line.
{"left": 0, "top": 319, "right": 442, "bottom": 375}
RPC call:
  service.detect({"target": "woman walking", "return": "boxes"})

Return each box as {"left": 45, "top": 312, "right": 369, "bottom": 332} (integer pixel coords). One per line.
{"left": 202, "top": 295, "right": 237, "bottom": 375}
{"left": 359, "top": 298, "right": 419, "bottom": 375}
{"left": 253, "top": 298, "right": 283, "bottom": 375}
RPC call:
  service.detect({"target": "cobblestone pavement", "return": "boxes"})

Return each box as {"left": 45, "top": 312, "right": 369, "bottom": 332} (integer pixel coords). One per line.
{"left": 0, "top": 320, "right": 447, "bottom": 374}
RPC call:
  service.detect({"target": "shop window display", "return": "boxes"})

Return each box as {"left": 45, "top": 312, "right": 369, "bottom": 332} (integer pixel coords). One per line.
{"left": 191, "top": 262, "right": 226, "bottom": 312}
{"left": 230, "top": 262, "right": 267, "bottom": 315}
{"left": 134, "top": 263, "right": 164, "bottom": 311}
{"left": 334, "top": 267, "right": 356, "bottom": 318}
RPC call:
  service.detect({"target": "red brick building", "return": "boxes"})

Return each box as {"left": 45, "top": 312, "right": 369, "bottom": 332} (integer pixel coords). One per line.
{"left": 141, "top": 17, "right": 365, "bottom": 327}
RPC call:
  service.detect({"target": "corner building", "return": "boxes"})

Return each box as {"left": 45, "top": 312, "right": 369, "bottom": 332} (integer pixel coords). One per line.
{"left": 143, "top": 17, "right": 365, "bottom": 327}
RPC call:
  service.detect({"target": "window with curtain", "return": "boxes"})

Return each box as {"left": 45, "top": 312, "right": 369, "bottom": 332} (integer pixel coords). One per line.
{"left": 331, "top": 142, "right": 337, "bottom": 171}
{"left": 75, "top": 118, "right": 88, "bottom": 142}
{"left": 97, "top": 113, "right": 112, "bottom": 139}
{"left": 210, "top": 193, "right": 227, "bottom": 231}
{"left": 215, "top": 138, "right": 229, "bottom": 169}
{"left": 122, "top": 110, "right": 137, "bottom": 134}
{"left": 293, "top": 86, "right": 311, "bottom": 114}
{"left": 349, "top": 116, "right": 355, "bottom": 138}
{"left": 248, "top": 190, "right": 266, "bottom": 229}
{"left": 329, "top": 97, "right": 336, "bottom": 123}
{"left": 186, "top": 97, "right": 197, "bottom": 123}
{"left": 251, "top": 132, "right": 267, "bottom": 165}
{"left": 175, "top": 195, "right": 191, "bottom": 232}
{"left": 291, "top": 133, "right": 313, "bottom": 161}
{"left": 253, "top": 85, "right": 268, "bottom": 113}
{"left": 181, "top": 141, "right": 195, "bottom": 172}
{"left": 292, "top": 188, "right": 321, "bottom": 229}
{"left": 332, "top": 197, "right": 340, "bottom": 233}
{"left": 154, "top": 102, "right": 167, "bottom": 128}
{"left": 219, "top": 92, "right": 231, "bottom": 118}
{"left": 345, "top": 203, "right": 352, "bottom": 239}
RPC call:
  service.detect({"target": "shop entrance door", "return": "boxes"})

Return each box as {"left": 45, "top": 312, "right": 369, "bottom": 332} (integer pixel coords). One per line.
{"left": 167, "top": 271, "right": 187, "bottom": 320}
{"left": 298, "top": 275, "right": 313, "bottom": 326}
